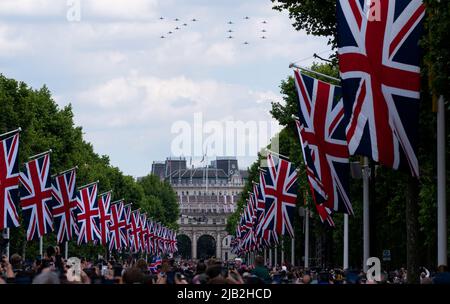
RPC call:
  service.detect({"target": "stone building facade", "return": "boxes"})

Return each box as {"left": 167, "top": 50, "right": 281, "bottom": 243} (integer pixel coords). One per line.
{"left": 151, "top": 157, "right": 247, "bottom": 261}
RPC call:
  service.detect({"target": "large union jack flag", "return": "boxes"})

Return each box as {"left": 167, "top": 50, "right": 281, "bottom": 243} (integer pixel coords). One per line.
{"left": 0, "top": 132, "right": 20, "bottom": 231}
{"left": 261, "top": 154, "right": 298, "bottom": 237}
{"left": 98, "top": 191, "right": 112, "bottom": 246}
{"left": 294, "top": 70, "right": 353, "bottom": 222}
{"left": 337, "top": 0, "right": 425, "bottom": 177}
{"left": 75, "top": 182, "right": 100, "bottom": 245}
{"left": 108, "top": 200, "right": 128, "bottom": 251}
{"left": 20, "top": 153, "right": 55, "bottom": 241}
{"left": 51, "top": 168, "right": 78, "bottom": 243}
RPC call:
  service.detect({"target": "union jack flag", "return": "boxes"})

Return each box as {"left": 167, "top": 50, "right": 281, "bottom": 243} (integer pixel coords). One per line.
{"left": 51, "top": 168, "right": 78, "bottom": 243}
{"left": 294, "top": 70, "right": 353, "bottom": 220}
{"left": 0, "top": 132, "right": 20, "bottom": 231}
{"left": 129, "top": 210, "right": 142, "bottom": 253}
{"left": 75, "top": 183, "right": 100, "bottom": 245}
{"left": 254, "top": 175, "right": 266, "bottom": 239}
{"left": 20, "top": 153, "right": 55, "bottom": 241}
{"left": 108, "top": 200, "right": 127, "bottom": 251}
{"left": 149, "top": 256, "right": 162, "bottom": 272}
{"left": 98, "top": 191, "right": 112, "bottom": 246}
{"left": 147, "top": 220, "right": 156, "bottom": 254}
{"left": 123, "top": 203, "right": 132, "bottom": 247}
{"left": 337, "top": 0, "right": 425, "bottom": 177}
{"left": 261, "top": 154, "right": 298, "bottom": 237}
{"left": 140, "top": 213, "right": 150, "bottom": 254}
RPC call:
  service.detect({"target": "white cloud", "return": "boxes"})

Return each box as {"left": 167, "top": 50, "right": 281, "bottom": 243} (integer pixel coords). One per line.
{"left": 0, "top": 0, "right": 63, "bottom": 16}
{"left": 85, "top": 0, "right": 159, "bottom": 20}
{"left": 0, "top": 25, "right": 28, "bottom": 55}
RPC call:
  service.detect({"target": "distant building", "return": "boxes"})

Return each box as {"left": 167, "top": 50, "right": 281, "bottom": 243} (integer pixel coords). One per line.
{"left": 151, "top": 156, "right": 247, "bottom": 261}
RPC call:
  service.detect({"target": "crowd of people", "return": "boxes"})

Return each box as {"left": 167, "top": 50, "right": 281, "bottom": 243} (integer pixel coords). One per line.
{"left": 1, "top": 245, "right": 450, "bottom": 284}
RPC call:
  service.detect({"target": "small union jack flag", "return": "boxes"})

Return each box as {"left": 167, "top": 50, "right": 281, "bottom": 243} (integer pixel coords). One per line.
{"left": 108, "top": 200, "right": 127, "bottom": 251}
{"left": 0, "top": 132, "right": 20, "bottom": 231}
{"left": 293, "top": 70, "right": 353, "bottom": 223}
{"left": 98, "top": 191, "right": 112, "bottom": 246}
{"left": 20, "top": 153, "right": 55, "bottom": 241}
{"left": 75, "top": 182, "right": 100, "bottom": 245}
{"left": 261, "top": 154, "right": 298, "bottom": 237}
{"left": 123, "top": 203, "right": 132, "bottom": 247}
{"left": 51, "top": 168, "right": 79, "bottom": 243}
{"left": 149, "top": 256, "right": 162, "bottom": 272}
{"left": 140, "top": 213, "right": 150, "bottom": 254}
{"left": 337, "top": 0, "right": 425, "bottom": 177}
{"left": 129, "top": 210, "right": 142, "bottom": 253}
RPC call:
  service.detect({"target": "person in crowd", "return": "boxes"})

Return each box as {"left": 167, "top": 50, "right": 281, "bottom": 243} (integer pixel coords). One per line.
{"left": 251, "top": 256, "right": 271, "bottom": 284}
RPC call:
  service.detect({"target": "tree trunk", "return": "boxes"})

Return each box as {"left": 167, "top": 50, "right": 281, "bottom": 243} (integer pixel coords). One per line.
{"left": 406, "top": 175, "right": 420, "bottom": 284}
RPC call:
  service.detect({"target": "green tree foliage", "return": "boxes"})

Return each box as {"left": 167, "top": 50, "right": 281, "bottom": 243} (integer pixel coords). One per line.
{"left": 0, "top": 74, "right": 179, "bottom": 259}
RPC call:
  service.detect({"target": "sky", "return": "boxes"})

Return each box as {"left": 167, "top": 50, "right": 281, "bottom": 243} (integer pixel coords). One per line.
{"left": 0, "top": 0, "right": 330, "bottom": 177}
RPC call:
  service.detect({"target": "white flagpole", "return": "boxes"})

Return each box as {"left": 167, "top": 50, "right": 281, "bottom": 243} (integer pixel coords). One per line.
{"left": 39, "top": 237, "right": 43, "bottom": 257}
{"left": 343, "top": 214, "right": 349, "bottom": 270}
{"left": 274, "top": 245, "right": 278, "bottom": 267}
{"left": 363, "top": 157, "right": 370, "bottom": 272}
{"left": 269, "top": 248, "right": 272, "bottom": 267}
{"left": 304, "top": 209, "right": 309, "bottom": 269}
{"left": 65, "top": 241, "right": 69, "bottom": 260}
{"left": 437, "top": 95, "right": 447, "bottom": 266}
{"left": 5, "top": 228, "right": 10, "bottom": 259}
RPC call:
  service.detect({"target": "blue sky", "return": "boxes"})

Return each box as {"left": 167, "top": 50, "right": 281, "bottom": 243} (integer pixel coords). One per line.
{"left": 0, "top": 0, "right": 330, "bottom": 177}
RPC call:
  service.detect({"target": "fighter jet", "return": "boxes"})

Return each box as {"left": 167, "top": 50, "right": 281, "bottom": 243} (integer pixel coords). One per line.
{"left": 168, "top": 31, "right": 173, "bottom": 34}
{"left": 160, "top": 17, "right": 164, "bottom": 20}
{"left": 227, "top": 36, "right": 233, "bottom": 39}
{"left": 262, "top": 20, "right": 267, "bottom": 24}
{"left": 244, "top": 16, "right": 250, "bottom": 20}
{"left": 261, "top": 36, "right": 267, "bottom": 39}
{"left": 244, "top": 41, "right": 249, "bottom": 45}
{"left": 183, "top": 23, "right": 188, "bottom": 26}
{"left": 262, "top": 29, "right": 267, "bottom": 33}
{"left": 192, "top": 18, "right": 198, "bottom": 22}
{"left": 174, "top": 18, "right": 179, "bottom": 21}
{"left": 175, "top": 27, "right": 180, "bottom": 30}
{"left": 228, "top": 21, "right": 233, "bottom": 25}
{"left": 160, "top": 35, "right": 166, "bottom": 39}
{"left": 227, "top": 29, "right": 233, "bottom": 33}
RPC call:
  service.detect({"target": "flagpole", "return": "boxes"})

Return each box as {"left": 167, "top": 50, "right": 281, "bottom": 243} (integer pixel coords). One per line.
{"left": 78, "top": 180, "right": 99, "bottom": 190}
{"left": 0, "top": 127, "right": 22, "bottom": 139}
{"left": 39, "top": 237, "right": 43, "bottom": 258}
{"left": 289, "top": 63, "right": 341, "bottom": 83}
{"left": 28, "top": 149, "right": 52, "bottom": 160}
{"left": 437, "top": 95, "right": 447, "bottom": 266}
{"left": 343, "top": 214, "right": 349, "bottom": 270}
{"left": 269, "top": 248, "right": 272, "bottom": 268}
{"left": 304, "top": 208, "right": 309, "bottom": 269}
{"left": 264, "top": 248, "right": 267, "bottom": 266}
{"left": 4, "top": 229, "right": 10, "bottom": 259}
{"left": 274, "top": 245, "right": 278, "bottom": 267}
{"left": 291, "top": 237, "right": 295, "bottom": 266}
{"left": 362, "top": 157, "right": 370, "bottom": 272}
{"left": 65, "top": 241, "right": 69, "bottom": 260}
{"left": 51, "top": 166, "right": 78, "bottom": 178}
{"left": 263, "top": 148, "right": 290, "bottom": 161}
